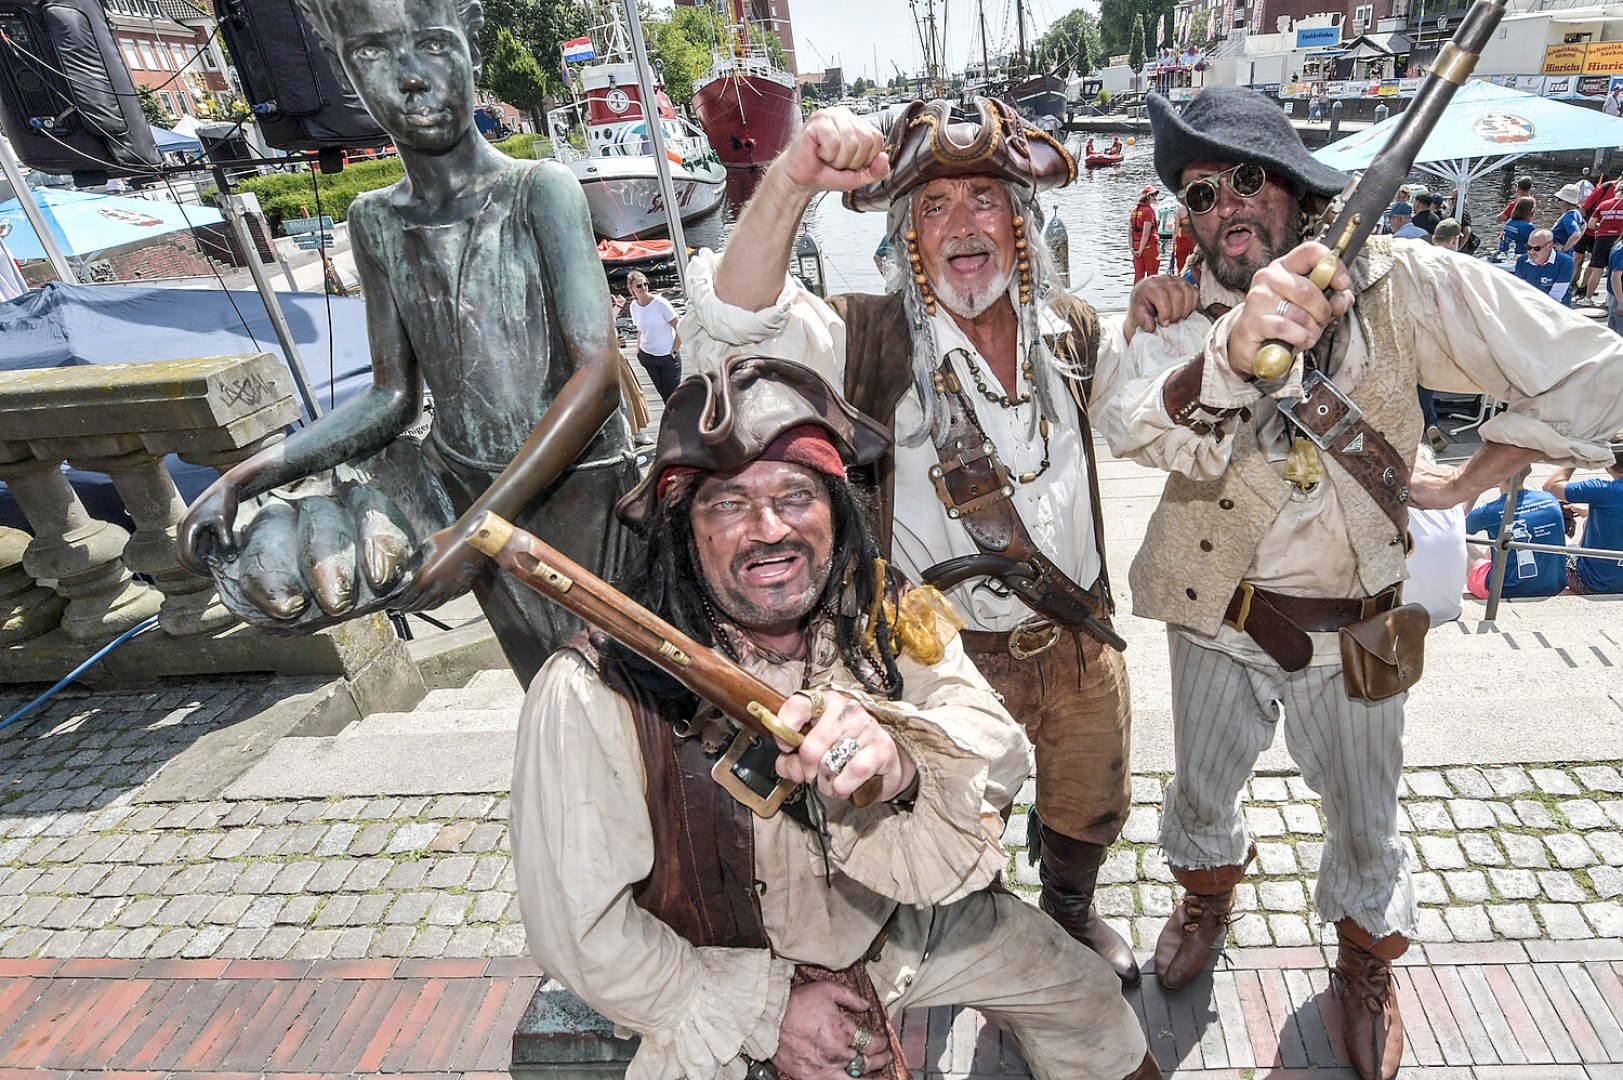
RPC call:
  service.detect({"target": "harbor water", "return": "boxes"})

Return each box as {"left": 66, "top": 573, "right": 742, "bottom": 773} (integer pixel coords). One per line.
{"left": 667, "top": 141, "right": 1600, "bottom": 314}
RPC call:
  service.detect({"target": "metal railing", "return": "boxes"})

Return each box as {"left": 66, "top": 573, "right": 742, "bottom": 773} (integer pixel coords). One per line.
{"left": 1482, "top": 465, "right": 1619, "bottom": 621}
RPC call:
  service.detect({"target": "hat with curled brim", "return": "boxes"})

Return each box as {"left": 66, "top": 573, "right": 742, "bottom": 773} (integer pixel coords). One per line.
{"left": 843, "top": 97, "right": 1077, "bottom": 213}
{"left": 616, "top": 355, "right": 892, "bottom": 531}
{"left": 1148, "top": 86, "right": 1349, "bottom": 199}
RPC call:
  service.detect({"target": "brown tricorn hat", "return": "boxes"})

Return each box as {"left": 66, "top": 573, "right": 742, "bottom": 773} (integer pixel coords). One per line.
{"left": 843, "top": 97, "right": 1077, "bottom": 213}
{"left": 616, "top": 356, "right": 892, "bottom": 531}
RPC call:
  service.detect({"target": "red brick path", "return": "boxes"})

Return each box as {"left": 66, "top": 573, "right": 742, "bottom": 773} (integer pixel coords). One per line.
{"left": 4, "top": 945, "right": 1623, "bottom": 1077}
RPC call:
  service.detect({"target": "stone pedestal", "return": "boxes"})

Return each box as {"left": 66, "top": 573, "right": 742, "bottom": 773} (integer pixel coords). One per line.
{"left": 510, "top": 982, "right": 636, "bottom": 1079}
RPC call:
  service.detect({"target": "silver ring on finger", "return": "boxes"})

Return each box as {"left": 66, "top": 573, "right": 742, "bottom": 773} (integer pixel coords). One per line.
{"left": 1275, "top": 298, "right": 1293, "bottom": 318}
{"left": 846, "top": 1052, "right": 866, "bottom": 1078}
{"left": 822, "top": 737, "right": 861, "bottom": 776}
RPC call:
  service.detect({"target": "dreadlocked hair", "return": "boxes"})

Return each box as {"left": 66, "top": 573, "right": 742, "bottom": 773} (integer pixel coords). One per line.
{"left": 622, "top": 471, "right": 905, "bottom": 699}
{"left": 881, "top": 182, "right": 1077, "bottom": 448}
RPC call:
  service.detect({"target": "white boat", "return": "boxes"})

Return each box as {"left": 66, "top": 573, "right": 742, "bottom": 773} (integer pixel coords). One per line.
{"left": 553, "top": 23, "right": 725, "bottom": 241}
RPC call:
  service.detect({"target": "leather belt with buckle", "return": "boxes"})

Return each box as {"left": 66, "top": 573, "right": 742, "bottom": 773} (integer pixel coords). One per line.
{"left": 961, "top": 618, "right": 1064, "bottom": 661}
{"left": 1223, "top": 582, "right": 1401, "bottom": 672}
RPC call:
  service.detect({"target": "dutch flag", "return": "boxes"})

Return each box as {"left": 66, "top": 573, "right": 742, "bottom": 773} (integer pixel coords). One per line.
{"left": 561, "top": 36, "right": 595, "bottom": 62}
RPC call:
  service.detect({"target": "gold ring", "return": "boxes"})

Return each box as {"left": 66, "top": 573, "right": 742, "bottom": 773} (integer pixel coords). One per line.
{"left": 801, "top": 688, "right": 827, "bottom": 717}
{"left": 849, "top": 1027, "right": 872, "bottom": 1052}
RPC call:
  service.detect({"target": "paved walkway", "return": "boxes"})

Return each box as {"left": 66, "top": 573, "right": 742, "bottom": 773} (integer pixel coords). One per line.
{"left": 2, "top": 678, "right": 1623, "bottom": 1075}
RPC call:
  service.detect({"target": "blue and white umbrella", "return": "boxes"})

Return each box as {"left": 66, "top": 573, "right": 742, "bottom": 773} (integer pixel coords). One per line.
{"left": 149, "top": 124, "right": 203, "bottom": 155}
{"left": 1314, "top": 79, "right": 1623, "bottom": 214}
{"left": 0, "top": 187, "right": 225, "bottom": 260}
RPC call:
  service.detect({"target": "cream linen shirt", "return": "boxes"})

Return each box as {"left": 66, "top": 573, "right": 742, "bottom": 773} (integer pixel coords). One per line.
{"left": 681, "top": 249, "right": 1100, "bottom": 633}
{"left": 511, "top": 619, "right": 1030, "bottom": 1080}
{"left": 1095, "top": 238, "right": 1623, "bottom": 661}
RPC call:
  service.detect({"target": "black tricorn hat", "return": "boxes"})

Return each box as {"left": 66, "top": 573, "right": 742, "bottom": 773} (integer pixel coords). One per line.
{"left": 1148, "top": 86, "right": 1349, "bottom": 199}
{"left": 616, "top": 355, "right": 892, "bottom": 531}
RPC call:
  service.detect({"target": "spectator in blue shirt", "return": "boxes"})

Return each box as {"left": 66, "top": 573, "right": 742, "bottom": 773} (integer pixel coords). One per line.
{"left": 1513, "top": 229, "right": 1575, "bottom": 305}
{"left": 1552, "top": 184, "right": 1586, "bottom": 254}
{"left": 1466, "top": 486, "right": 1569, "bottom": 598}
{"left": 1499, "top": 196, "right": 1536, "bottom": 256}
{"left": 1544, "top": 449, "right": 1623, "bottom": 593}
{"left": 1608, "top": 238, "right": 1623, "bottom": 335}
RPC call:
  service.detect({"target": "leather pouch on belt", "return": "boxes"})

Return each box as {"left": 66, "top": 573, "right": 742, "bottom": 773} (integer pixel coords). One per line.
{"left": 1338, "top": 603, "right": 1429, "bottom": 702}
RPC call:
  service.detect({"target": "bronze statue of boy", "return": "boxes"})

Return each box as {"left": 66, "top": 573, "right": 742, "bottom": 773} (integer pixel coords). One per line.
{"left": 178, "top": 0, "right": 638, "bottom": 683}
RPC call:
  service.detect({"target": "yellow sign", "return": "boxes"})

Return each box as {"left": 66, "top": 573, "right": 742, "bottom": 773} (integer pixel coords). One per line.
{"left": 1584, "top": 41, "right": 1623, "bottom": 74}
{"left": 1543, "top": 43, "right": 1588, "bottom": 75}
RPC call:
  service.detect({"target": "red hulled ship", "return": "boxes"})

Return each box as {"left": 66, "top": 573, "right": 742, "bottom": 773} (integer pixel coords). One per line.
{"left": 691, "top": 2, "right": 800, "bottom": 170}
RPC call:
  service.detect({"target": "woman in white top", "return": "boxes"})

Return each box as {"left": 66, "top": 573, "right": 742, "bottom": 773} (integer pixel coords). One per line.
{"left": 614, "top": 270, "right": 682, "bottom": 402}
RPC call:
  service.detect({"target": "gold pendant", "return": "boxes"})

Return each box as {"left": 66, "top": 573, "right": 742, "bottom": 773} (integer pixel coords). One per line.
{"left": 1282, "top": 436, "right": 1326, "bottom": 491}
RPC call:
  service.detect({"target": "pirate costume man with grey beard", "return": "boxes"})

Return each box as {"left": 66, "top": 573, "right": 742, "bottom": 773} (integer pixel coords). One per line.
{"left": 682, "top": 97, "right": 1162, "bottom": 997}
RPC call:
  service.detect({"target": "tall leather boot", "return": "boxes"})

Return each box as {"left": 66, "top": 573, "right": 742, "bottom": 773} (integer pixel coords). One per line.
{"left": 1334, "top": 919, "right": 1408, "bottom": 1080}
{"left": 1152, "top": 852, "right": 1252, "bottom": 990}
{"left": 1117, "top": 1049, "right": 1164, "bottom": 1079}
{"left": 1037, "top": 825, "right": 1141, "bottom": 988}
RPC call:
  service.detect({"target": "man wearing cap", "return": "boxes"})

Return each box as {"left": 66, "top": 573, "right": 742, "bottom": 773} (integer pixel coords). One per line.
{"left": 1094, "top": 84, "right": 1623, "bottom": 1080}
{"left": 680, "top": 99, "right": 1187, "bottom": 991}
{"left": 511, "top": 356, "right": 1158, "bottom": 1080}
{"left": 1385, "top": 201, "right": 1426, "bottom": 240}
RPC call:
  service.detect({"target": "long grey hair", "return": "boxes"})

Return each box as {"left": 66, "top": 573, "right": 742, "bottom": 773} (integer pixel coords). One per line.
{"left": 879, "top": 182, "right": 1080, "bottom": 447}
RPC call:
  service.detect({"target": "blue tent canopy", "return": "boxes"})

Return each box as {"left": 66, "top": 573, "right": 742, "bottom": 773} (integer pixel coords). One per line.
{"left": 0, "top": 187, "right": 225, "bottom": 260}
{"left": 1316, "top": 79, "right": 1623, "bottom": 193}
{"left": 0, "top": 282, "right": 375, "bottom": 530}
{"left": 150, "top": 124, "right": 204, "bottom": 154}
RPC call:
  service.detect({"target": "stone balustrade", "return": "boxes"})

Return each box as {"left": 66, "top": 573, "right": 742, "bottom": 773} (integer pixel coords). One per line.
{"left": 0, "top": 353, "right": 298, "bottom": 645}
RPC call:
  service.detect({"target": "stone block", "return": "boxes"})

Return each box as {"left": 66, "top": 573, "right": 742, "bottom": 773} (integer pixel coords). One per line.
{"left": 511, "top": 982, "right": 638, "bottom": 1078}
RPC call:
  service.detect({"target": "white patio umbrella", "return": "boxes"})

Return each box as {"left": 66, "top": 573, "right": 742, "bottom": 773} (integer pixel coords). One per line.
{"left": 1312, "top": 79, "right": 1623, "bottom": 217}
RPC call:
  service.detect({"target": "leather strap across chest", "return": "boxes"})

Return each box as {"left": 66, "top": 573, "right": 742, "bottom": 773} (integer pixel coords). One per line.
{"left": 921, "top": 354, "right": 1113, "bottom": 637}
{"left": 1282, "top": 372, "right": 1412, "bottom": 532}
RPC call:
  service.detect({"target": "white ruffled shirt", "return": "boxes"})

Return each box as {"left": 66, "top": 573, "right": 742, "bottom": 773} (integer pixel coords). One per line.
{"left": 510, "top": 617, "right": 1030, "bottom": 1080}
{"left": 681, "top": 249, "right": 1100, "bottom": 633}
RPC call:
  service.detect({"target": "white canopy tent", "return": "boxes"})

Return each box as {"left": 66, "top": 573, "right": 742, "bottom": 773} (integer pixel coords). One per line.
{"left": 1312, "top": 79, "right": 1623, "bottom": 217}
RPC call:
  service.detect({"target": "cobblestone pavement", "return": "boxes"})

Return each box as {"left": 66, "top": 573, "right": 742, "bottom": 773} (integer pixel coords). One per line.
{"left": 4, "top": 680, "right": 1623, "bottom": 1077}
{"left": 5, "top": 681, "right": 1623, "bottom": 963}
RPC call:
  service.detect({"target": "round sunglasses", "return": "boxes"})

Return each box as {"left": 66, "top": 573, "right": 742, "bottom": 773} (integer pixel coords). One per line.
{"left": 1179, "top": 163, "right": 1270, "bottom": 215}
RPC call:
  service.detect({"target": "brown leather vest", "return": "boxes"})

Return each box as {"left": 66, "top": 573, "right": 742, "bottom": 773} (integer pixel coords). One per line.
{"left": 564, "top": 632, "right": 768, "bottom": 950}
{"left": 827, "top": 289, "right": 1111, "bottom": 594}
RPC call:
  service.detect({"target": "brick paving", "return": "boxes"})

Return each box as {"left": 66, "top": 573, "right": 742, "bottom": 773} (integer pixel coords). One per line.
{"left": 3, "top": 681, "right": 1623, "bottom": 1075}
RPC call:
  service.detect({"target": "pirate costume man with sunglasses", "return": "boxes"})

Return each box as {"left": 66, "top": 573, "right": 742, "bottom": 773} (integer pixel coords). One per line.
{"left": 511, "top": 357, "right": 1155, "bottom": 1080}
{"left": 1095, "top": 85, "right": 1623, "bottom": 1080}
{"left": 681, "top": 98, "right": 1191, "bottom": 997}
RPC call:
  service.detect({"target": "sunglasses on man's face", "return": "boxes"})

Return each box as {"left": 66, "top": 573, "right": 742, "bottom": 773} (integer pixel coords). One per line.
{"left": 1179, "top": 163, "right": 1269, "bottom": 215}
{"left": 1528, "top": 243, "right": 1551, "bottom": 253}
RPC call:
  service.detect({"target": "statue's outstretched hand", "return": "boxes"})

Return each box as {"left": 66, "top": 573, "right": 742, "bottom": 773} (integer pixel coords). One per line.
{"left": 780, "top": 107, "right": 890, "bottom": 194}
{"left": 176, "top": 478, "right": 241, "bottom": 577}
{"left": 392, "top": 521, "right": 485, "bottom": 614}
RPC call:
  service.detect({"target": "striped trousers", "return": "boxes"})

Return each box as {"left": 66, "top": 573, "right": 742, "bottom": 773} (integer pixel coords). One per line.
{"left": 1160, "top": 630, "right": 1417, "bottom": 938}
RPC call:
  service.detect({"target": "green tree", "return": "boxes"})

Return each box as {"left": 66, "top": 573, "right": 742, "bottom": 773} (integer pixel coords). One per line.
{"left": 1188, "top": 10, "right": 1210, "bottom": 44}
{"left": 1128, "top": 13, "right": 1145, "bottom": 73}
{"left": 478, "top": 0, "right": 585, "bottom": 102}
{"left": 851, "top": 76, "right": 870, "bottom": 96}
{"left": 1162, "top": 10, "right": 1175, "bottom": 49}
{"left": 138, "top": 86, "right": 169, "bottom": 127}
{"left": 1034, "top": 8, "right": 1100, "bottom": 76}
{"left": 1099, "top": 0, "right": 1173, "bottom": 59}
{"left": 486, "top": 27, "right": 550, "bottom": 119}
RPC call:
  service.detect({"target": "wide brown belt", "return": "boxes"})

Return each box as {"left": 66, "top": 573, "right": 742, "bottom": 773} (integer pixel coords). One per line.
{"left": 1223, "top": 582, "right": 1401, "bottom": 672}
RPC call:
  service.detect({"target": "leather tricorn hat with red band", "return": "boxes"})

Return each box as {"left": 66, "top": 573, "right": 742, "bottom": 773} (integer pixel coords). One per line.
{"left": 616, "top": 355, "right": 893, "bottom": 531}
{"left": 843, "top": 96, "right": 1078, "bottom": 213}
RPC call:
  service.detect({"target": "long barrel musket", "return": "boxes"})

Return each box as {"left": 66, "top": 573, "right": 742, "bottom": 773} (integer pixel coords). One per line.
{"left": 464, "top": 511, "right": 884, "bottom": 813}
{"left": 1251, "top": 0, "right": 1509, "bottom": 379}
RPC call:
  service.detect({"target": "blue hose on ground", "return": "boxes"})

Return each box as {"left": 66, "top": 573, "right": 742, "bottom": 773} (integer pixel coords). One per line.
{"left": 0, "top": 615, "right": 160, "bottom": 733}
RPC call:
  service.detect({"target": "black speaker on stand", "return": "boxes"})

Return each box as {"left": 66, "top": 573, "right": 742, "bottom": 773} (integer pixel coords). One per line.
{"left": 0, "top": 0, "right": 161, "bottom": 186}
{"left": 212, "top": 0, "right": 388, "bottom": 167}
